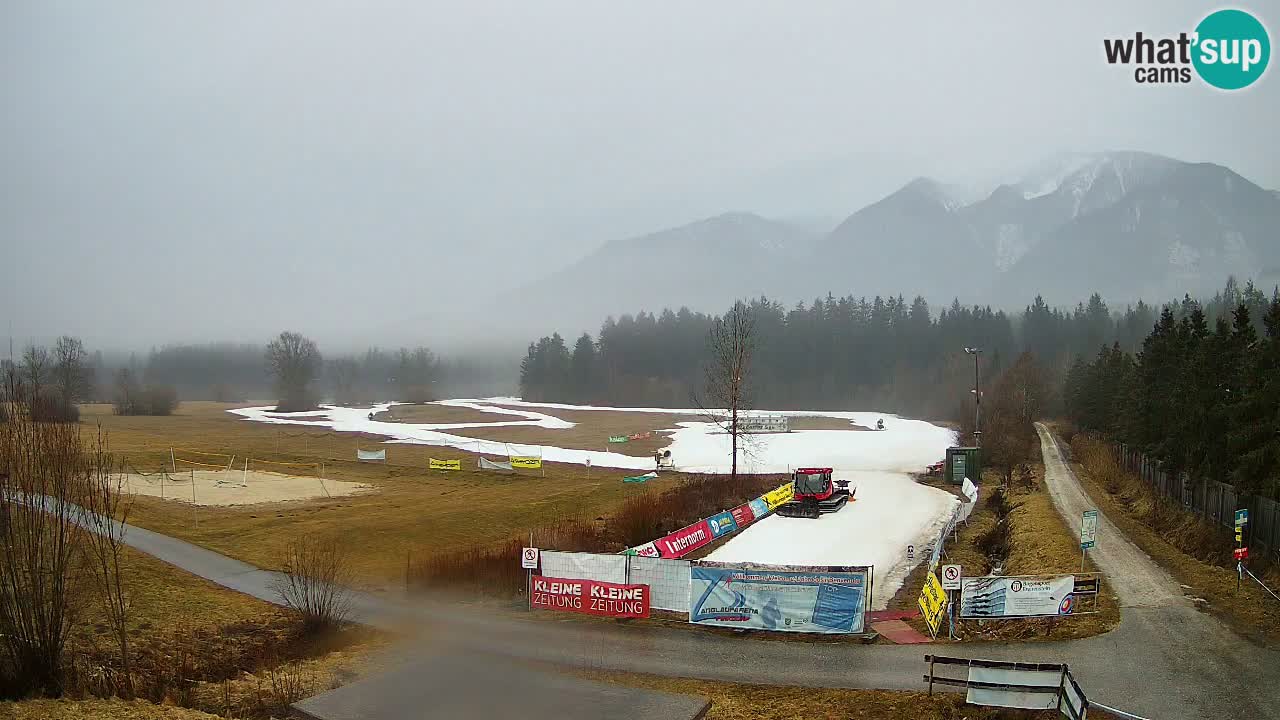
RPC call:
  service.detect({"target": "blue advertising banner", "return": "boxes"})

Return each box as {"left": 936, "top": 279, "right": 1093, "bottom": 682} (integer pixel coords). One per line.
{"left": 689, "top": 563, "right": 870, "bottom": 634}
{"left": 706, "top": 511, "right": 738, "bottom": 538}
{"left": 748, "top": 498, "right": 769, "bottom": 518}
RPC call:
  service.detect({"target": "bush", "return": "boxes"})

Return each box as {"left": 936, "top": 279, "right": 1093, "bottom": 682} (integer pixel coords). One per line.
{"left": 113, "top": 371, "right": 179, "bottom": 416}
{"left": 142, "top": 385, "right": 178, "bottom": 416}
{"left": 29, "top": 389, "right": 79, "bottom": 423}
{"left": 272, "top": 536, "right": 353, "bottom": 632}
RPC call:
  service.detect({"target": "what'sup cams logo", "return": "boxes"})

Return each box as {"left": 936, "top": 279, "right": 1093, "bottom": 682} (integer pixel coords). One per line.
{"left": 1104, "top": 8, "right": 1270, "bottom": 89}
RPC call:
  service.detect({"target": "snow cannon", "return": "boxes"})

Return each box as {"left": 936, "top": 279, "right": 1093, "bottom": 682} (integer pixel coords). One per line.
{"left": 876, "top": 418, "right": 885, "bottom": 431}
{"left": 775, "top": 467, "right": 853, "bottom": 519}
{"left": 654, "top": 449, "right": 675, "bottom": 472}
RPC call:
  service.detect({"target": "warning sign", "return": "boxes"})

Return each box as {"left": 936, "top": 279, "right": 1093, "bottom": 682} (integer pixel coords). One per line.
{"left": 917, "top": 570, "right": 948, "bottom": 637}
{"left": 521, "top": 547, "right": 539, "bottom": 569}
{"left": 941, "top": 564, "right": 962, "bottom": 590}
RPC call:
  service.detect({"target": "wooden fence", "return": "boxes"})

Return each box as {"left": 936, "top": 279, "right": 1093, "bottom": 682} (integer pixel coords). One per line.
{"left": 1114, "top": 443, "right": 1280, "bottom": 563}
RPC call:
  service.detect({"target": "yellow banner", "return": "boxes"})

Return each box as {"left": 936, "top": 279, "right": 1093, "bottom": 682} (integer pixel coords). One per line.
{"left": 510, "top": 456, "right": 543, "bottom": 469}
{"left": 763, "top": 482, "right": 794, "bottom": 510}
{"left": 429, "top": 458, "right": 461, "bottom": 471}
{"left": 917, "top": 570, "right": 948, "bottom": 637}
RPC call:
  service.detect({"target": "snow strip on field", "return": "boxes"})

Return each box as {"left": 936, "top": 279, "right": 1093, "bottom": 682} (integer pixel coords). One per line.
{"left": 706, "top": 472, "right": 958, "bottom": 609}
{"left": 232, "top": 398, "right": 959, "bottom": 605}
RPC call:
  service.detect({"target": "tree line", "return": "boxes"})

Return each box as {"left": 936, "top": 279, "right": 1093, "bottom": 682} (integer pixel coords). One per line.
{"left": 517, "top": 288, "right": 1219, "bottom": 419}
{"left": 1064, "top": 282, "right": 1280, "bottom": 498}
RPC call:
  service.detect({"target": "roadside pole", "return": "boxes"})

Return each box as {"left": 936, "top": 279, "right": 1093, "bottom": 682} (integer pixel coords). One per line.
{"left": 1234, "top": 509, "right": 1249, "bottom": 594}
{"left": 521, "top": 538, "right": 539, "bottom": 611}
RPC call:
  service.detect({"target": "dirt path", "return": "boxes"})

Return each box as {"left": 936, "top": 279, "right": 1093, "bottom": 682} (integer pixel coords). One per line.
{"left": 1035, "top": 424, "right": 1185, "bottom": 609}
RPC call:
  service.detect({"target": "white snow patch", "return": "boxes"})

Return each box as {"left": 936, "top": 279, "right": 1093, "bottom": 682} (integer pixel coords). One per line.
{"left": 232, "top": 398, "right": 960, "bottom": 607}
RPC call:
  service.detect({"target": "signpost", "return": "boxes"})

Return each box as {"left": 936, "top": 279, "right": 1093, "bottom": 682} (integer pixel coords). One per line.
{"left": 1235, "top": 508, "right": 1249, "bottom": 593}
{"left": 1079, "top": 510, "right": 1099, "bottom": 571}
{"left": 907, "top": 544, "right": 915, "bottom": 562}
{"left": 941, "top": 564, "right": 961, "bottom": 640}
{"left": 522, "top": 544, "right": 538, "bottom": 607}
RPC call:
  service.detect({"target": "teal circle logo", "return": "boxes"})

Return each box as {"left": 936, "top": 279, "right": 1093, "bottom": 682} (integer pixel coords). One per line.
{"left": 1192, "top": 9, "right": 1270, "bottom": 90}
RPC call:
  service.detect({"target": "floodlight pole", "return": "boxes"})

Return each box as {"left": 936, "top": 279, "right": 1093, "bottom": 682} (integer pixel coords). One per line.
{"left": 964, "top": 347, "right": 983, "bottom": 447}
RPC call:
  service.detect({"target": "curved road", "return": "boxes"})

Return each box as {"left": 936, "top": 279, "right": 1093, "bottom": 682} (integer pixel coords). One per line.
{"left": 107, "top": 426, "right": 1280, "bottom": 719}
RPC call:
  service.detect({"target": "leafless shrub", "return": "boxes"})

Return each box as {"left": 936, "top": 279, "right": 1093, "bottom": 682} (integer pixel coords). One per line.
{"left": 29, "top": 387, "right": 80, "bottom": 423}
{"left": 0, "top": 379, "right": 89, "bottom": 696}
{"left": 272, "top": 536, "right": 353, "bottom": 632}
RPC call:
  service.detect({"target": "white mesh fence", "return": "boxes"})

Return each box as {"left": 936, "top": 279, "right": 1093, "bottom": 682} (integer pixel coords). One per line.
{"left": 628, "top": 556, "right": 691, "bottom": 613}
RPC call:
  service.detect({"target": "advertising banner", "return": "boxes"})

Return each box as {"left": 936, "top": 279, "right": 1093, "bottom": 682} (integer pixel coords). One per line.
{"left": 917, "top": 570, "right": 948, "bottom": 637}
{"left": 607, "top": 435, "right": 628, "bottom": 444}
{"left": 729, "top": 503, "right": 756, "bottom": 529}
{"left": 749, "top": 498, "right": 769, "bottom": 519}
{"left": 960, "top": 575, "right": 1077, "bottom": 618}
{"left": 625, "top": 541, "right": 660, "bottom": 558}
{"left": 707, "top": 511, "right": 738, "bottom": 538}
{"left": 530, "top": 576, "right": 650, "bottom": 618}
{"left": 356, "top": 448, "right": 386, "bottom": 461}
{"left": 654, "top": 520, "right": 713, "bottom": 558}
{"left": 510, "top": 456, "right": 543, "bottom": 469}
{"left": 762, "top": 483, "right": 795, "bottom": 510}
{"left": 689, "top": 563, "right": 869, "bottom": 634}
{"left": 429, "top": 458, "right": 461, "bottom": 470}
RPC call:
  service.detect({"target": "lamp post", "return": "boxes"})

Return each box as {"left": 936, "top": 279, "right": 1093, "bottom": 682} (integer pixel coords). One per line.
{"left": 964, "top": 347, "right": 982, "bottom": 447}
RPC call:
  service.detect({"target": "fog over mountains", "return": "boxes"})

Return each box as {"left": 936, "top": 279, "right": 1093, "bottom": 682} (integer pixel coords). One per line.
{"left": 503, "top": 151, "right": 1280, "bottom": 336}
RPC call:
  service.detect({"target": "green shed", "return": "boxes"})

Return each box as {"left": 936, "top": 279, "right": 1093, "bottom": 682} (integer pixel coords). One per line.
{"left": 945, "top": 446, "right": 981, "bottom": 485}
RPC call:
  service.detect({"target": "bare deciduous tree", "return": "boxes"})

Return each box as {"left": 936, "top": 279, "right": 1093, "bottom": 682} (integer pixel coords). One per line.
{"left": 20, "top": 345, "right": 50, "bottom": 393}
{"left": 266, "top": 332, "right": 322, "bottom": 412}
{"left": 272, "top": 535, "right": 353, "bottom": 633}
{"left": 700, "top": 301, "right": 756, "bottom": 482}
{"left": 52, "top": 336, "right": 93, "bottom": 404}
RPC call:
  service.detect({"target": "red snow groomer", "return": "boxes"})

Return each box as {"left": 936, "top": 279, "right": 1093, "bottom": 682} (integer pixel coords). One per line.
{"left": 775, "top": 467, "right": 854, "bottom": 519}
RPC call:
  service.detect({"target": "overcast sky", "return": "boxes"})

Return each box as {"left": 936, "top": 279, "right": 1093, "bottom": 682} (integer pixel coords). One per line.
{"left": 3, "top": 1, "right": 1276, "bottom": 350}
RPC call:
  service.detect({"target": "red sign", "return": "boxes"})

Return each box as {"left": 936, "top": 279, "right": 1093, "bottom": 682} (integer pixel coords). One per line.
{"left": 1234, "top": 547, "right": 1249, "bottom": 560}
{"left": 530, "top": 576, "right": 650, "bottom": 618}
{"left": 730, "top": 503, "right": 756, "bottom": 529}
{"left": 655, "top": 519, "right": 713, "bottom": 558}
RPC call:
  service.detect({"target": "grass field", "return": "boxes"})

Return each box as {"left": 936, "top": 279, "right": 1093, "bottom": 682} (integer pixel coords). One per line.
{"left": 73, "top": 546, "right": 283, "bottom": 647}
{"left": 82, "top": 402, "right": 694, "bottom": 586}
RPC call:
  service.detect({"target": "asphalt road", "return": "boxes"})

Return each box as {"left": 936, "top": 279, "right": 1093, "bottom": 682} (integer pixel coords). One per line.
{"left": 103, "top": 429, "right": 1280, "bottom": 720}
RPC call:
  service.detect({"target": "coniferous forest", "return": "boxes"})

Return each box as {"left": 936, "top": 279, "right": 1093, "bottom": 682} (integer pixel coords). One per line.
{"left": 520, "top": 279, "right": 1280, "bottom": 496}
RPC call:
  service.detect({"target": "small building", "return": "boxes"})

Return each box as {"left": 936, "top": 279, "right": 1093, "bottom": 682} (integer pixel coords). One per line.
{"left": 945, "top": 446, "right": 981, "bottom": 485}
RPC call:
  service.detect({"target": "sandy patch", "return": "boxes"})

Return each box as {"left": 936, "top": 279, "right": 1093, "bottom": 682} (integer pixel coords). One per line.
{"left": 123, "top": 469, "right": 372, "bottom": 506}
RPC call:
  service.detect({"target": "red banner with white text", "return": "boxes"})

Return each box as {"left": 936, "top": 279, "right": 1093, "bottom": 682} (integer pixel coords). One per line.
{"left": 530, "top": 576, "right": 651, "bottom": 618}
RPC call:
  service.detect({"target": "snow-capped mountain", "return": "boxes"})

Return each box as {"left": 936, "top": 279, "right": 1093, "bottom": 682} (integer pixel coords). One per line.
{"left": 489, "top": 151, "right": 1279, "bottom": 336}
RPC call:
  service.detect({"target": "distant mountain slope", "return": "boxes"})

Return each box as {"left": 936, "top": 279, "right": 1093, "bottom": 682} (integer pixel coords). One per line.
{"left": 478, "top": 151, "right": 1280, "bottom": 339}
{"left": 509, "top": 212, "right": 817, "bottom": 333}
{"left": 1004, "top": 161, "right": 1280, "bottom": 304}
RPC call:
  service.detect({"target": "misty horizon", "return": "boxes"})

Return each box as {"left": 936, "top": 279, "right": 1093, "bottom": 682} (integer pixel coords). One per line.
{"left": 5, "top": 1, "right": 1278, "bottom": 351}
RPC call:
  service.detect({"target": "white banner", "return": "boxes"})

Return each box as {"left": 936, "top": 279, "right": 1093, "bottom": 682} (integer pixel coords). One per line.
{"left": 356, "top": 448, "right": 386, "bottom": 461}
{"left": 540, "top": 551, "right": 627, "bottom": 585}
{"left": 966, "top": 667, "right": 1061, "bottom": 711}
{"left": 960, "top": 575, "right": 1077, "bottom": 618}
